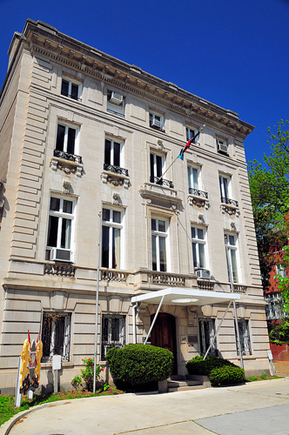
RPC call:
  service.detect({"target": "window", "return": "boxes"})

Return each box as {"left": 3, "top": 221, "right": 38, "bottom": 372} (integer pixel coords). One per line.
{"left": 151, "top": 217, "right": 169, "bottom": 272}
{"left": 217, "top": 139, "right": 228, "bottom": 154}
{"left": 46, "top": 196, "right": 75, "bottom": 261}
{"left": 102, "top": 208, "right": 123, "bottom": 269}
{"left": 188, "top": 165, "right": 200, "bottom": 193}
{"left": 186, "top": 127, "right": 197, "bottom": 143}
{"left": 191, "top": 226, "right": 206, "bottom": 269}
{"left": 264, "top": 293, "right": 285, "bottom": 321}
{"left": 101, "top": 315, "right": 125, "bottom": 360}
{"left": 235, "top": 319, "right": 251, "bottom": 356}
{"left": 276, "top": 264, "right": 287, "bottom": 278}
{"left": 199, "top": 319, "right": 217, "bottom": 356}
{"left": 107, "top": 90, "right": 124, "bottom": 116}
{"left": 150, "top": 152, "right": 164, "bottom": 183}
{"left": 219, "top": 175, "right": 230, "bottom": 203}
{"left": 219, "top": 174, "right": 238, "bottom": 208}
{"left": 55, "top": 123, "right": 78, "bottom": 156}
{"left": 104, "top": 139, "right": 121, "bottom": 168}
{"left": 149, "top": 112, "right": 164, "bottom": 130}
{"left": 41, "top": 312, "right": 71, "bottom": 362}
{"left": 61, "top": 78, "right": 81, "bottom": 101}
{"left": 224, "top": 233, "right": 239, "bottom": 283}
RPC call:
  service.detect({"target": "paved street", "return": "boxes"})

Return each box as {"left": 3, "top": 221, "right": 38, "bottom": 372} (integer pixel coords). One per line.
{"left": 1, "top": 377, "right": 289, "bottom": 435}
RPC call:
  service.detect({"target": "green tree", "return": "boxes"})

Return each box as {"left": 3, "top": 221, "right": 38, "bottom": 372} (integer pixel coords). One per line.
{"left": 248, "top": 120, "right": 289, "bottom": 292}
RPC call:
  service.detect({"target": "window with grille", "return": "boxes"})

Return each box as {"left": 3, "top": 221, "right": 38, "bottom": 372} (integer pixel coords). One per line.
{"left": 199, "top": 319, "right": 217, "bottom": 356}
{"left": 41, "top": 312, "right": 71, "bottom": 362}
{"left": 102, "top": 315, "right": 125, "bottom": 360}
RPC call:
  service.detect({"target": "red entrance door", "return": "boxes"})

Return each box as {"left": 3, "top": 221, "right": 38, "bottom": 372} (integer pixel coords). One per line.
{"left": 150, "top": 313, "right": 177, "bottom": 375}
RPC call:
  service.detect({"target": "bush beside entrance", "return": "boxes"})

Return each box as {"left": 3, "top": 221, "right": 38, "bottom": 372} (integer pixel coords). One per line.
{"left": 186, "top": 356, "right": 244, "bottom": 387}
{"left": 106, "top": 344, "right": 173, "bottom": 391}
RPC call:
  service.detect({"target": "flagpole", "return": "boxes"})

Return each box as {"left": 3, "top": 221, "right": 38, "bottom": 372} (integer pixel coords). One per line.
{"left": 93, "top": 211, "right": 102, "bottom": 394}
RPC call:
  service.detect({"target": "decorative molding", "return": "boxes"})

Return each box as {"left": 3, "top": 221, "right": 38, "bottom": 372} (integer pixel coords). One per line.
{"left": 101, "top": 171, "right": 130, "bottom": 188}
{"left": 50, "top": 157, "right": 84, "bottom": 177}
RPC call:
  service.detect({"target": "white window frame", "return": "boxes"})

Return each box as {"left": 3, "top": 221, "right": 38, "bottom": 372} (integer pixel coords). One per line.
{"left": 186, "top": 126, "right": 198, "bottom": 143}
{"left": 104, "top": 138, "right": 123, "bottom": 168}
{"left": 55, "top": 122, "right": 79, "bottom": 156}
{"left": 219, "top": 174, "right": 231, "bottom": 203}
{"left": 276, "top": 264, "right": 287, "bottom": 278}
{"left": 217, "top": 138, "right": 228, "bottom": 153}
{"left": 46, "top": 195, "right": 76, "bottom": 261}
{"left": 224, "top": 232, "right": 239, "bottom": 283}
{"left": 188, "top": 165, "right": 200, "bottom": 190}
{"left": 101, "top": 314, "right": 125, "bottom": 360}
{"left": 149, "top": 112, "right": 164, "bottom": 130}
{"left": 41, "top": 312, "right": 71, "bottom": 362}
{"left": 151, "top": 216, "right": 170, "bottom": 272}
{"left": 150, "top": 151, "right": 165, "bottom": 182}
{"left": 191, "top": 226, "right": 207, "bottom": 269}
{"left": 107, "top": 90, "right": 125, "bottom": 116}
{"left": 61, "top": 77, "right": 82, "bottom": 101}
{"left": 101, "top": 207, "right": 123, "bottom": 270}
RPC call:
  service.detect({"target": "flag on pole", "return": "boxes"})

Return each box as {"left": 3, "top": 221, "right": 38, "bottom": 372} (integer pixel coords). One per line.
{"left": 178, "top": 125, "right": 205, "bottom": 160}
{"left": 178, "top": 137, "right": 195, "bottom": 160}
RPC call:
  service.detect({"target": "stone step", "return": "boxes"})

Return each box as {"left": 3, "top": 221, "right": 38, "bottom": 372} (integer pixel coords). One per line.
{"left": 167, "top": 379, "right": 205, "bottom": 392}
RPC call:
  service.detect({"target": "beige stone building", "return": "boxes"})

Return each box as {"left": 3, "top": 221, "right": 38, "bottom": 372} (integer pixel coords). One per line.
{"left": 0, "top": 19, "right": 270, "bottom": 393}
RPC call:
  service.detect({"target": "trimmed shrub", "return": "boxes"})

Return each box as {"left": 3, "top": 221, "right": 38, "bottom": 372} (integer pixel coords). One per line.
{"left": 106, "top": 344, "right": 173, "bottom": 389}
{"left": 209, "top": 366, "right": 245, "bottom": 387}
{"left": 186, "top": 356, "right": 235, "bottom": 376}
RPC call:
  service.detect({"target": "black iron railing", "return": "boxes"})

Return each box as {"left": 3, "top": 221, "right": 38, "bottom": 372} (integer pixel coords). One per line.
{"left": 221, "top": 197, "right": 239, "bottom": 207}
{"left": 54, "top": 149, "right": 83, "bottom": 164}
{"left": 189, "top": 188, "right": 208, "bottom": 199}
{"left": 150, "top": 176, "right": 174, "bottom": 189}
{"left": 103, "top": 163, "right": 129, "bottom": 177}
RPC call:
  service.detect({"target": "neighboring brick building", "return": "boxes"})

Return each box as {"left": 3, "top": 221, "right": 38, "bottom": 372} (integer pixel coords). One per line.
{"left": 0, "top": 19, "right": 270, "bottom": 393}
{"left": 264, "top": 240, "right": 288, "bottom": 325}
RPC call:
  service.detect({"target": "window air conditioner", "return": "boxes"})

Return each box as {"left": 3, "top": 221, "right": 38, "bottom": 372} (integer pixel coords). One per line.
{"left": 109, "top": 92, "right": 123, "bottom": 105}
{"left": 50, "top": 248, "right": 72, "bottom": 262}
{"left": 151, "top": 118, "right": 162, "bottom": 128}
{"left": 217, "top": 141, "right": 228, "bottom": 153}
{"left": 195, "top": 268, "right": 211, "bottom": 279}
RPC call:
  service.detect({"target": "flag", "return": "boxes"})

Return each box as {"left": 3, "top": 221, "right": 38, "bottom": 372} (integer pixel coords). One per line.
{"left": 178, "top": 137, "right": 195, "bottom": 160}
{"left": 178, "top": 126, "right": 204, "bottom": 160}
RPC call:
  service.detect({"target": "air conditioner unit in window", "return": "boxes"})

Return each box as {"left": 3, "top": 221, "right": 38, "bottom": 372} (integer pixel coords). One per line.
{"left": 195, "top": 268, "right": 211, "bottom": 279}
{"left": 217, "top": 141, "right": 228, "bottom": 153}
{"left": 109, "top": 92, "right": 123, "bottom": 105}
{"left": 151, "top": 118, "right": 162, "bottom": 128}
{"left": 50, "top": 248, "right": 72, "bottom": 262}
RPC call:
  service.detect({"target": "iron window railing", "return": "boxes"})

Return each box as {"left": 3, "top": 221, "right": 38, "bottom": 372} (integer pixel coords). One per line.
{"left": 150, "top": 176, "right": 174, "bottom": 189}
{"left": 189, "top": 188, "right": 208, "bottom": 199}
{"left": 221, "top": 197, "right": 238, "bottom": 207}
{"left": 103, "top": 163, "right": 129, "bottom": 177}
{"left": 54, "top": 149, "right": 83, "bottom": 164}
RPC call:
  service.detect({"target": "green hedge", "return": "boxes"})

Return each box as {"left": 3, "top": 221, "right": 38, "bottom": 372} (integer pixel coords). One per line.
{"left": 209, "top": 366, "right": 245, "bottom": 386}
{"left": 186, "top": 356, "right": 235, "bottom": 376}
{"left": 186, "top": 356, "right": 244, "bottom": 387}
{"left": 106, "top": 344, "right": 173, "bottom": 389}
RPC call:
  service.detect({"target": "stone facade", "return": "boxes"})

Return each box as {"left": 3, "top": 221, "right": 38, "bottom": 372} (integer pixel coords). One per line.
{"left": 0, "top": 19, "right": 269, "bottom": 393}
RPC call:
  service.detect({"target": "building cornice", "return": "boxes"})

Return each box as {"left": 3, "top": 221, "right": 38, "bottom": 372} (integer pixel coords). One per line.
{"left": 16, "top": 19, "right": 254, "bottom": 139}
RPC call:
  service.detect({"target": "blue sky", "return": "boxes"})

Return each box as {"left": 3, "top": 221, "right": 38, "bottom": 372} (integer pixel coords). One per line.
{"left": 0, "top": 0, "right": 288, "bottom": 164}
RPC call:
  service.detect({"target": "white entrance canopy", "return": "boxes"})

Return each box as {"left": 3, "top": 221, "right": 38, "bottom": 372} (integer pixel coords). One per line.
{"left": 131, "top": 287, "right": 241, "bottom": 362}
{"left": 131, "top": 287, "right": 240, "bottom": 306}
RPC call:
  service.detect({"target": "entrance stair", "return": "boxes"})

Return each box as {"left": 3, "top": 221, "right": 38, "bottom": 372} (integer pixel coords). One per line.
{"left": 168, "top": 375, "right": 208, "bottom": 392}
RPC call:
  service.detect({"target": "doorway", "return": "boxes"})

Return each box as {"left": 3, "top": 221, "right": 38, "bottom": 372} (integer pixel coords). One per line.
{"left": 150, "top": 312, "right": 178, "bottom": 374}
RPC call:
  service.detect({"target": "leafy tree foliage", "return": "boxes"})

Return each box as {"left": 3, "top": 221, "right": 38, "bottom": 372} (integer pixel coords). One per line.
{"left": 248, "top": 120, "right": 289, "bottom": 291}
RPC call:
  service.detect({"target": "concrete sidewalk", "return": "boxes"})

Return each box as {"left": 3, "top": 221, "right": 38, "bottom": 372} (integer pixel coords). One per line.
{"left": 1, "top": 378, "right": 289, "bottom": 435}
